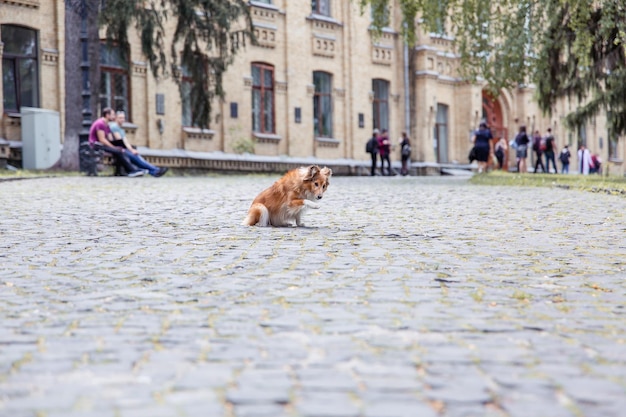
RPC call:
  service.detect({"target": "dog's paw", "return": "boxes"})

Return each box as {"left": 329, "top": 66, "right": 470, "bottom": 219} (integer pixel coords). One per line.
{"left": 305, "top": 201, "right": 320, "bottom": 209}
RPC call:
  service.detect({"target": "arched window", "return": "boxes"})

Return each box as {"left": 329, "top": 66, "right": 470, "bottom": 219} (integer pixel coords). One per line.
{"left": 1, "top": 25, "right": 39, "bottom": 112}
{"left": 313, "top": 71, "right": 332, "bottom": 138}
{"left": 251, "top": 63, "right": 275, "bottom": 133}
{"left": 99, "top": 42, "right": 130, "bottom": 120}
{"left": 372, "top": 79, "right": 389, "bottom": 132}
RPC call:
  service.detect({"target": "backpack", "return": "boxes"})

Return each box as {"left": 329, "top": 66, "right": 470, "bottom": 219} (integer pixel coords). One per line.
{"left": 495, "top": 146, "right": 504, "bottom": 160}
{"left": 559, "top": 150, "right": 570, "bottom": 164}
{"left": 366, "top": 137, "right": 378, "bottom": 154}
{"left": 532, "top": 136, "right": 541, "bottom": 152}
{"left": 401, "top": 143, "right": 411, "bottom": 157}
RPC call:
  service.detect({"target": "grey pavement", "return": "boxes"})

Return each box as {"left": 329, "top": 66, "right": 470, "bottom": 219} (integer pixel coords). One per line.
{"left": 0, "top": 175, "right": 625, "bottom": 417}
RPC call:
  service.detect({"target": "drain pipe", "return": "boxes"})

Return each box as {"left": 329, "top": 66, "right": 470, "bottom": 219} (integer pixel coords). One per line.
{"left": 403, "top": 24, "right": 410, "bottom": 134}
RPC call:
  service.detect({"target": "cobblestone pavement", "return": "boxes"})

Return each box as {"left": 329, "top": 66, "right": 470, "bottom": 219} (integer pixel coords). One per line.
{"left": 1, "top": 175, "right": 625, "bottom": 417}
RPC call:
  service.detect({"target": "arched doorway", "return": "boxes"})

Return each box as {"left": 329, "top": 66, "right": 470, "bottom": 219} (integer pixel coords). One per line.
{"left": 482, "top": 90, "right": 508, "bottom": 170}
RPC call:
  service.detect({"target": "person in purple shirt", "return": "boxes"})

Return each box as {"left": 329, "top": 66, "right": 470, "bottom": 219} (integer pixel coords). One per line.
{"left": 378, "top": 128, "right": 392, "bottom": 175}
{"left": 88, "top": 108, "right": 145, "bottom": 177}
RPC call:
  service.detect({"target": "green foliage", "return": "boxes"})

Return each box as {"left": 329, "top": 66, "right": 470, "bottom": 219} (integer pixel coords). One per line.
{"left": 362, "top": 0, "right": 626, "bottom": 137}
{"left": 99, "top": 0, "right": 254, "bottom": 129}
{"left": 469, "top": 170, "right": 626, "bottom": 196}
{"left": 232, "top": 137, "right": 256, "bottom": 154}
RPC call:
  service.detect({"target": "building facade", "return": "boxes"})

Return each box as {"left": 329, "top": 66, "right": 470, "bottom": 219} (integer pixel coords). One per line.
{"left": 1, "top": 0, "right": 623, "bottom": 175}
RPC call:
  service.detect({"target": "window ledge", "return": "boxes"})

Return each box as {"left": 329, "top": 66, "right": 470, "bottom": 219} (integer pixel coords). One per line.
{"left": 122, "top": 122, "right": 138, "bottom": 132}
{"left": 368, "top": 26, "right": 397, "bottom": 35}
{"left": 608, "top": 158, "right": 623, "bottom": 164}
{"left": 253, "top": 132, "right": 282, "bottom": 143}
{"left": 315, "top": 137, "right": 340, "bottom": 147}
{"left": 183, "top": 127, "right": 216, "bottom": 140}
{"left": 5, "top": 112, "right": 21, "bottom": 118}
{"left": 249, "top": 1, "right": 280, "bottom": 11}
{"left": 307, "top": 14, "right": 343, "bottom": 27}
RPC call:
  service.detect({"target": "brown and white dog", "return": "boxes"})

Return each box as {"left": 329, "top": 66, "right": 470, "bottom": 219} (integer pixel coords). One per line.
{"left": 242, "top": 165, "right": 332, "bottom": 227}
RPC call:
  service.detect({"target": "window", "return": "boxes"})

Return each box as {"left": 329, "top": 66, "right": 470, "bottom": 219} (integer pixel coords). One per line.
{"left": 370, "top": 4, "right": 390, "bottom": 27}
{"left": 434, "top": 103, "right": 449, "bottom": 163}
{"left": 251, "top": 63, "right": 275, "bottom": 133}
{"left": 372, "top": 79, "right": 389, "bottom": 132}
{"left": 255, "top": 0, "right": 272, "bottom": 3}
{"left": 181, "top": 66, "right": 194, "bottom": 127}
{"left": 312, "top": 0, "right": 330, "bottom": 16}
{"left": 313, "top": 71, "right": 332, "bottom": 138}
{"left": 608, "top": 112, "right": 618, "bottom": 160}
{"left": 99, "top": 42, "right": 130, "bottom": 119}
{"left": 1, "top": 25, "right": 39, "bottom": 112}
{"left": 577, "top": 122, "right": 587, "bottom": 149}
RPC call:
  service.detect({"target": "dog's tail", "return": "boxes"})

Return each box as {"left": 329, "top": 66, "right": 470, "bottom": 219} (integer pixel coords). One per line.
{"left": 242, "top": 203, "right": 270, "bottom": 226}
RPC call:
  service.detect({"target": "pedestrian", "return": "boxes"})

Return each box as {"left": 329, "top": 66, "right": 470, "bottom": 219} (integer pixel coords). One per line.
{"left": 399, "top": 131, "right": 411, "bottom": 176}
{"left": 514, "top": 125, "right": 530, "bottom": 173}
{"left": 378, "top": 128, "right": 391, "bottom": 175}
{"left": 471, "top": 122, "right": 493, "bottom": 173}
{"left": 577, "top": 144, "right": 592, "bottom": 175}
{"left": 559, "top": 145, "right": 571, "bottom": 173}
{"left": 365, "top": 129, "right": 379, "bottom": 176}
{"left": 494, "top": 137, "right": 507, "bottom": 169}
{"left": 110, "top": 111, "right": 168, "bottom": 177}
{"left": 88, "top": 107, "right": 145, "bottom": 177}
{"left": 590, "top": 153, "right": 602, "bottom": 174}
{"left": 543, "top": 128, "right": 557, "bottom": 173}
{"left": 531, "top": 129, "right": 546, "bottom": 173}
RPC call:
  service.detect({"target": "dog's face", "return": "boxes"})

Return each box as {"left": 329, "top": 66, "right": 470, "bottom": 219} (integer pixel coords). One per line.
{"left": 300, "top": 165, "right": 332, "bottom": 201}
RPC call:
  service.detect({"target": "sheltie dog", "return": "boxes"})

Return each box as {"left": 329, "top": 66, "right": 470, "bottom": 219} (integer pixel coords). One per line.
{"left": 242, "top": 165, "right": 332, "bottom": 227}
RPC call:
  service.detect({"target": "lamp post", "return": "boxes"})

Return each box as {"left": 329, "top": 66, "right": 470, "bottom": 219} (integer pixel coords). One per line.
{"left": 79, "top": 0, "right": 92, "bottom": 144}
{"left": 74, "top": 0, "right": 97, "bottom": 174}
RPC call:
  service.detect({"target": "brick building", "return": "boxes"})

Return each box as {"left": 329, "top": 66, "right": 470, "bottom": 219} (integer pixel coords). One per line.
{"left": 1, "top": 0, "right": 623, "bottom": 174}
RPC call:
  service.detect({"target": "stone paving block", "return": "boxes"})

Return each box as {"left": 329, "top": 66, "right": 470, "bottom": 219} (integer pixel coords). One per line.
{"left": 234, "top": 404, "right": 290, "bottom": 417}
{"left": 362, "top": 400, "right": 438, "bottom": 417}
{"left": 1, "top": 176, "right": 625, "bottom": 417}
{"left": 226, "top": 387, "right": 290, "bottom": 405}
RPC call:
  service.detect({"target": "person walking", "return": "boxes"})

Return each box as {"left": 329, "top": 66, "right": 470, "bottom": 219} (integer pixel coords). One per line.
{"left": 543, "top": 128, "right": 557, "bottom": 173}
{"left": 378, "top": 128, "right": 391, "bottom": 175}
{"left": 399, "top": 131, "right": 411, "bottom": 176}
{"left": 365, "top": 129, "right": 379, "bottom": 176}
{"left": 515, "top": 125, "right": 530, "bottom": 173}
{"left": 578, "top": 144, "right": 592, "bottom": 175}
{"left": 471, "top": 122, "right": 493, "bottom": 173}
{"left": 494, "top": 137, "right": 507, "bottom": 170}
{"left": 110, "top": 111, "right": 168, "bottom": 177}
{"left": 559, "top": 145, "right": 571, "bottom": 173}
{"left": 532, "top": 130, "right": 546, "bottom": 173}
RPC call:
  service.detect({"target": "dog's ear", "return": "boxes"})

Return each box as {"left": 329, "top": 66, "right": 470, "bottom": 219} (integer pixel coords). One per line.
{"left": 320, "top": 167, "right": 332, "bottom": 178}
{"left": 304, "top": 165, "right": 320, "bottom": 181}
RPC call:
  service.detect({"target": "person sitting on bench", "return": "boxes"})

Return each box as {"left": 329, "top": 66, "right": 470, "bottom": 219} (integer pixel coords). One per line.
{"left": 88, "top": 107, "right": 145, "bottom": 177}
{"left": 109, "top": 111, "right": 168, "bottom": 177}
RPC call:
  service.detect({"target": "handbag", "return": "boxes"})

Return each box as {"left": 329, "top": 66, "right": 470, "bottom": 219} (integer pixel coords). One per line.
{"left": 468, "top": 146, "right": 477, "bottom": 163}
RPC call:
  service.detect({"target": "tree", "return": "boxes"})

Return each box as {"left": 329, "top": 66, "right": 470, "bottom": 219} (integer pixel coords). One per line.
{"left": 363, "top": 0, "right": 626, "bottom": 137}
{"left": 61, "top": 0, "right": 254, "bottom": 170}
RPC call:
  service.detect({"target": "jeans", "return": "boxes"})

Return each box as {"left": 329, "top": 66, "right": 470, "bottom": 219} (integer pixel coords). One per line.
{"left": 534, "top": 152, "right": 545, "bottom": 173}
{"left": 94, "top": 143, "right": 141, "bottom": 174}
{"left": 545, "top": 151, "right": 557, "bottom": 173}
{"left": 561, "top": 163, "right": 569, "bottom": 174}
{"left": 125, "top": 152, "right": 159, "bottom": 176}
{"left": 380, "top": 153, "right": 391, "bottom": 175}
{"left": 370, "top": 153, "right": 378, "bottom": 176}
